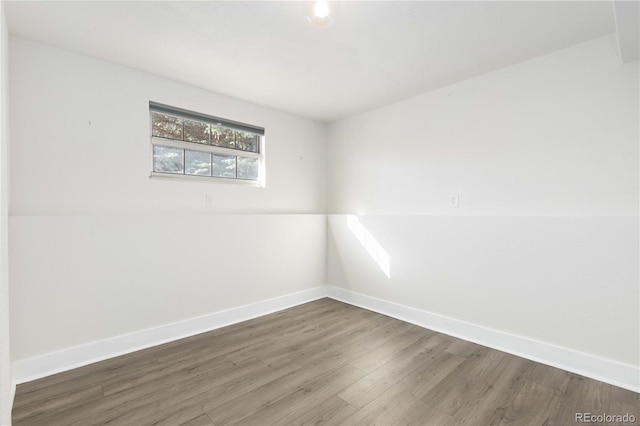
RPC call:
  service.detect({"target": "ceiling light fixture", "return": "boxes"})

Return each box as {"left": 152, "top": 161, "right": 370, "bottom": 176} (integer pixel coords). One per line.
{"left": 306, "top": 0, "right": 338, "bottom": 28}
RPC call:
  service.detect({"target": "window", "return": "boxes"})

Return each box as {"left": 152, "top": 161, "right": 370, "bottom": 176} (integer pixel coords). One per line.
{"left": 149, "top": 102, "right": 264, "bottom": 184}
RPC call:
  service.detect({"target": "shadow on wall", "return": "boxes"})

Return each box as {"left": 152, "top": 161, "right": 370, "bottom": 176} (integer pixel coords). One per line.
{"left": 347, "top": 215, "right": 391, "bottom": 278}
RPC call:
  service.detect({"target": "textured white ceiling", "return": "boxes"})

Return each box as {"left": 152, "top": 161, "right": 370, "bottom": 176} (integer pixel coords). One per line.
{"left": 5, "top": 1, "right": 615, "bottom": 122}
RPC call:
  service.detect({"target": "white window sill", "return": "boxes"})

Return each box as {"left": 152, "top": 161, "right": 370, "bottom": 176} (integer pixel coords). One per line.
{"left": 149, "top": 172, "right": 264, "bottom": 187}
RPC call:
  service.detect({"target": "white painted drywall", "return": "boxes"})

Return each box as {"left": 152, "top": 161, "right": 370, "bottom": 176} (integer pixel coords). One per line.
{"left": 9, "top": 36, "right": 326, "bottom": 216}
{"left": 327, "top": 34, "right": 639, "bottom": 367}
{"left": 10, "top": 214, "right": 326, "bottom": 360}
{"left": 0, "top": 3, "right": 12, "bottom": 424}
{"left": 328, "top": 215, "right": 639, "bottom": 365}
{"left": 9, "top": 37, "right": 327, "bottom": 366}
{"left": 328, "top": 35, "right": 638, "bottom": 217}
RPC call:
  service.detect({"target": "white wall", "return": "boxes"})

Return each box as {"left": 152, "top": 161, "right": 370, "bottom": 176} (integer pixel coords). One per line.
{"left": 0, "top": 2, "right": 11, "bottom": 424}
{"left": 328, "top": 215, "right": 638, "bottom": 363}
{"left": 10, "top": 214, "right": 325, "bottom": 361}
{"left": 328, "top": 35, "right": 637, "bottom": 216}
{"left": 328, "top": 34, "right": 639, "bottom": 379}
{"left": 9, "top": 37, "right": 327, "bottom": 373}
{"left": 10, "top": 37, "right": 326, "bottom": 216}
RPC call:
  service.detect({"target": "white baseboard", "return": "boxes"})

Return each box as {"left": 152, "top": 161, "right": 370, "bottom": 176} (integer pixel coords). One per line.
{"left": 12, "top": 285, "right": 639, "bottom": 394}
{"left": 9, "top": 378, "right": 15, "bottom": 420}
{"left": 12, "top": 286, "right": 328, "bottom": 385}
{"left": 326, "top": 286, "right": 639, "bottom": 393}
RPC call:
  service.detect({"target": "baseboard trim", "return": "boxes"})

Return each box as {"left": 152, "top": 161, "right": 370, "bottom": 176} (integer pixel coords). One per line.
{"left": 326, "top": 286, "right": 639, "bottom": 393}
{"left": 9, "top": 378, "right": 15, "bottom": 418}
{"left": 12, "top": 286, "right": 328, "bottom": 385}
{"left": 12, "top": 285, "right": 638, "bottom": 393}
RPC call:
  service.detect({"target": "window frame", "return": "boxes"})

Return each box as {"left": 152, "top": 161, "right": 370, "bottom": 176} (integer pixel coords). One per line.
{"left": 148, "top": 102, "right": 265, "bottom": 186}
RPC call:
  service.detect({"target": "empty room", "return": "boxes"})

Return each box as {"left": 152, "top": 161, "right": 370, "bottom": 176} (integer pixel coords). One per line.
{"left": 0, "top": 0, "right": 638, "bottom": 425}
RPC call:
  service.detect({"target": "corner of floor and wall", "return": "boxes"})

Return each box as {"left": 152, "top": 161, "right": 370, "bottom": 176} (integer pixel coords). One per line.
{"left": 324, "top": 32, "right": 639, "bottom": 393}
{"left": 1, "top": 22, "right": 639, "bottom": 426}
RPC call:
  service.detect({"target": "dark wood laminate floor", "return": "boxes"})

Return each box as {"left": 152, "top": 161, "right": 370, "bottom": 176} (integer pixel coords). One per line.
{"left": 12, "top": 298, "right": 639, "bottom": 426}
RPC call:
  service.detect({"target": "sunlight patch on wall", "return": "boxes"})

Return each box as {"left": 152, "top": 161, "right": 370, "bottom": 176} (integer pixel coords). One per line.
{"left": 347, "top": 215, "right": 391, "bottom": 278}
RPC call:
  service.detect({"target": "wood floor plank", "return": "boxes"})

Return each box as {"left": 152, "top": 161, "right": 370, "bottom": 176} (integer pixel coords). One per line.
{"left": 82, "top": 358, "right": 298, "bottom": 426}
{"left": 101, "top": 353, "right": 233, "bottom": 396}
{"left": 545, "top": 374, "right": 625, "bottom": 426}
{"left": 287, "top": 396, "right": 358, "bottom": 426}
{"left": 234, "top": 364, "right": 365, "bottom": 425}
{"left": 421, "top": 348, "right": 527, "bottom": 417}
{"left": 154, "top": 301, "right": 349, "bottom": 365}
{"left": 392, "top": 400, "right": 455, "bottom": 426}
{"left": 482, "top": 380, "right": 558, "bottom": 425}
{"left": 339, "top": 335, "right": 442, "bottom": 409}
{"left": 356, "top": 317, "right": 421, "bottom": 351}
{"left": 457, "top": 360, "right": 536, "bottom": 424}
{"left": 608, "top": 385, "right": 640, "bottom": 421}
{"left": 150, "top": 407, "right": 213, "bottom": 426}
{"left": 12, "top": 384, "right": 104, "bottom": 424}
{"left": 176, "top": 414, "right": 215, "bottom": 426}
{"left": 14, "top": 348, "right": 157, "bottom": 405}
{"left": 524, "top": 361, "right": 572, "bottom": 394}
{"left": 400, "top": 351, "right": 467, "bottom": 401}
{"left": 444, "top": 338, "right": 482, "bottom": 358}
{"left": 347, "top": 324, "right": 426, "bottom": 373}
{"left": 205, "top": 362, "right": 362, "bottom": 425}
{"left": 13, "top": 298, "right": 638, "bottom": 426}
{"left": 39, "top": 357, "right": 266, "bottom": 426}
{"left": 338, "top": 378, "right": 420, "bottom": 426}
{"left": 292, "top": 315, "right": 401, "bottom": 369}
{"left": 225, "top": 315, "right": 352, "bottom": 365}
{"left": 257, "top": 306, "right": 394, "bottom": 367}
